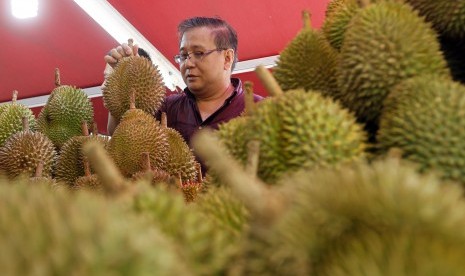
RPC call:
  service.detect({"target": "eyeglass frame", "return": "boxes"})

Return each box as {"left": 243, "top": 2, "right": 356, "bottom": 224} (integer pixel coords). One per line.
{"left": 174, "top": 48, "right": 227, "bottom": 64}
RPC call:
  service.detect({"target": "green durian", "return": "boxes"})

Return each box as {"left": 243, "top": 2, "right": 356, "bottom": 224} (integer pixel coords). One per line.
{"left": 322, "top": 0, "right": 360, "bottom": 50}
{"left": 218, "top": 88, "right": 366, "bottom": 184}
{"left": 0, "top": 179, "right": 189, "bottom": 275}
{"left": 405, "top": 0, "right": 465, "bottom": 39}
{"left": 195, "top": 185, "right": 250, "bottom": 237}
{"left": 337, "top": 1, "right": 450, "bottom": 126}
{"left": 55, "top": 133, "right": 110, "bottom": 186}
{"left": 37, "top": 69, "right": 94, "bottom": 148}
{"left": 273, "top": 11, "right": 340, "bottom": 98}
{"left": 103, "top": 55, "right": 166, "bottom": 121}
{"left": 377, "top": 75, "right": 465, "bottom": 184}
{"left": 132, "top": 184, "right": 241, "bottom": 276}
{"left": 0, "top": 118, "right": 56, "bottom": 178}
{"left": 0, "top": 91, "right": 36, "bottom": 147}
{"left": 162, "top": 126, "right": 200, "bottom": 183}
{"left": 108, "top": 107, "right": 168, "bottom": 177}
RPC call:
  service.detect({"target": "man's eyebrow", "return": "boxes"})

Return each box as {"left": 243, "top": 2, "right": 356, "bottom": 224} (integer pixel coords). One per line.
{"left": 179, "top": 45, "right": 205, "bottom": 51}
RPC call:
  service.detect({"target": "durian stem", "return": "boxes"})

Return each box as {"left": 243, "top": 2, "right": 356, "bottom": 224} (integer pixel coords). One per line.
{"left": 34, "top": 161, "right": 44, "bottom": 178}
{"left": 82, "top": 140, "right": 127, "bottom": 196}
{"left": 128, "top": 38, "right": 134, "bottom": 47}
{"left": 129, "top": 89, "right": 136, "bottom": 109}
{"left": 196, "top": 163, "right": 203, "bottom": 183}
{"left": 387, "top": 147, "right": 403, "bottom": 159}
{"left": 302, "top": 10, "right": 311, "bottom": 29}
{"left": 255, "top": 65, "right": 283, "bottom": 97}
{"left": 177, "top": 173, "right": 183, "bottom": 188}
{"left": 244, "top": 81, "right": 255, "bottom": 116}
{"left": 22, "top": 116, "right": 29, "bottom": 131}
{"left": 81, "top": 121, "right": 89, "bottom": 136}
{"left": 246, "top": 140, "right": 260, "bottom": 178}
{"left": 141, "top": 152, "right": 151, "bottom": 172}
{"left": 83, "top": 159, "right": 91, "bottom": 177}
{"left": 12, "top": 90, "right": 18, "bottom": 103}
{"left": 192, "top": 129, "right": 284, "bottom": 222}
{"left": 55, "top": 68, "right": 61, "bottom": 87}
{"left": 91, "top": 122, "right": 99, "bottom": 135}
{"left": 161, "top": 112, "right": 167, "bottom": 128}
{"left": 358, "top": 0, "right": 371, "bottom": 8}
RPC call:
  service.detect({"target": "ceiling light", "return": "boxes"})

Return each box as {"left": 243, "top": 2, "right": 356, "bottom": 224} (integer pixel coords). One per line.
{"left": 11, "top": 0, "right": 38, "bottom": 19}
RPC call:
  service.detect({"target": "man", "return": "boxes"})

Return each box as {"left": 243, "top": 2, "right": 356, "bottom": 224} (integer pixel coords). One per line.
{"left": 104, "top": 16, "right": 263, "bottom": 146}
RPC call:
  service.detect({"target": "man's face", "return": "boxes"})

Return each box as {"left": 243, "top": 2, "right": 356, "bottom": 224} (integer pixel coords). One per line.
{"left": 178, "top": 27, "right": 227, "bottom": 93}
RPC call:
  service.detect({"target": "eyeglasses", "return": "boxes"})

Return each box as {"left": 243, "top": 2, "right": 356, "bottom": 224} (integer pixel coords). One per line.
{"left": 174, "top": 48, "right": 225, "bottom": 64}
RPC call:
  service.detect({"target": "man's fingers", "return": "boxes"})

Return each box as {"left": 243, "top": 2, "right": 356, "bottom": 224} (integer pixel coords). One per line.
{"left": 104, "top": 55, "right": 118, "bottom": 65}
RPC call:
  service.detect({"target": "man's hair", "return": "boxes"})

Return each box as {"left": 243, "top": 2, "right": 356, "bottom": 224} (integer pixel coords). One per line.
{"left": 138, "top": 48, "right": 152, "bottom": 62}
{"left": 177, "top": 16, "right": 238, "bottom": 72}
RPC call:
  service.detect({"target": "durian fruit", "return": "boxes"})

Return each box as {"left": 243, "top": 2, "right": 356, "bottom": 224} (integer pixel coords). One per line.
{"left": 108, "top": 94, "right": 168, "bottom": 177}
{"left": 218, "top": 66, "right": 366, "bottom": 184}
{"left": 0, "top": 117, "right": 56, "bottom": 178}
{"left": 377, "top": 75, "right": 465, "bottom": 184}
{"left": 74, "top": 159, "right": 101, "bottom": 191}
{"left": 160, "top": 113, "right": 200, "bottom": 183}
{"left": 102, "top": 44, "right": 166, "bottom": 121}
{"left": 272, "top": 156, "right": 465, "bottom": 275}
{"left": 405, "top": 0, "right": 465, "bottom": 39}
{"left": 194, "top": 131, "right": 465, "bottom": 275}
{"left": 177, "top": 166, "right": 204, "bottom": 203}
{"left": 0, "top": 90, "right": 36, "bottom": 147}
{"left": 0, "top": 179, "right": 189, "bottom": 275}
{"left": 37, "top": 68, "right": 94, "bottom": 148}
{"left": 131, "top": 152, "right": 173, "bottom": 185}
{"left": 132, "top": 182, "right": 241, "bottom": 276}
{"left": 55, "top": 122, "right": 109, "bottom": 186}
{"left": 337, "top": 1, "right": 450, "bottom": 127}
{"left": 28, "top": 161, "right": 58, "bottom": 187}
{"left": 273, "top": 11, "right": 340, "bottom": 98}
{"left": 322, "top": 0, "right": 360, "bottom": 50}
{"left": 194, "top": 185, "right": 250, "bottom": 237}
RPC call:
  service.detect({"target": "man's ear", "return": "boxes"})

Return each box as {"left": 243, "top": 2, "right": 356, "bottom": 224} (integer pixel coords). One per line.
{"left": 224, "top": 49, "right": 234, "bottom": 71}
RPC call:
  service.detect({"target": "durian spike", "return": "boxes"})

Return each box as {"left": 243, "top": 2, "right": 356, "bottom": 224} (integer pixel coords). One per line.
{"left": 255, "top": 65, "right": 283, "bottom": 97}
{"left": 81, "top": 121, "right": 89, "bottom": 136}
{"left": 244, "top": 81, "right": 255, "bottom": 116}
{"left": 34, "top": 161, "right": 44, "bottom": 178}
{"left": 82, "top": 140, "right": 127, "bottom": 196}
{"left": 12, "top": 90, "right": 18, "bottom": 103}
{"left": 141, "top": 152, "right": 151, "bottom": 172}
{"left": 246, "top": 140, "right": 260, "bottom": 178}
{"left": 302, "top": 10, "right": 311, "bottom": 29}
{"left": 192, "top": 129, "right": 286, "bottom": 223}
{"left": 129, "top": 89, "right": 136, "bottom": 109}
{"left": 22, "top": 116, "right": 29, "bottom": 131}
{"left": 54, "top": 68, "right": 61, "bottom": 87}
{"left": 161, "top": 112, "right": 167, "bottom": 128}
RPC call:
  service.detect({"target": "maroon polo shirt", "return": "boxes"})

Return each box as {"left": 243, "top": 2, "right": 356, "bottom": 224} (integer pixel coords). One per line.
{"left": 158, "top": 78, "right": 263, "bottom": 146}
{"left": 157, "top": 78, "right": 263, "bottom": 175}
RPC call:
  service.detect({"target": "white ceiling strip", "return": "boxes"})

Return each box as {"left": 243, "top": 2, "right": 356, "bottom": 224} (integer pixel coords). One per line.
{"left": 4, "top": 55, "right": 278, "bottom": 108}
{"left": 73, "top": 0, "right": 185, "bottom": 91}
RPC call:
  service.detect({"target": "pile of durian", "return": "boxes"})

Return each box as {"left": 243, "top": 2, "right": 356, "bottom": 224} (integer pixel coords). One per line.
{"left": 1, "top": 0, "right": 465, "bottom": 274}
